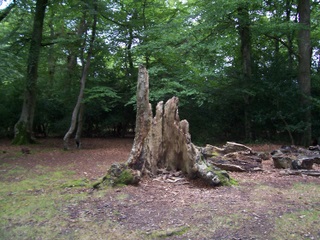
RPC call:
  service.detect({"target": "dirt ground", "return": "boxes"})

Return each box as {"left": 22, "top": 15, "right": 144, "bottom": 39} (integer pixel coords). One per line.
{"left": 1, "top": 138, "right": 320, "bottom": 239}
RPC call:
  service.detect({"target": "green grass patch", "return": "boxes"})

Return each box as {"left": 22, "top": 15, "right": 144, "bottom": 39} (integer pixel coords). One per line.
{"left": 272, "top": 209, "right": 320, "bottom": 240}
{"left": 282, "top": 183, "right": 320, "bottom": 203}
{"left": 185, "top": 212, "right": 248, "bottom": 239}
{"left": 1, "top": 165, "right": 28, "bottom": 179}
{"left": 61, "top": 178, "right": 89, "bottom": 188}
{"left": 146, "top": 226, "right": 190, "bottom": 239}
{"left": 0, "top": 162, "right": 133, "bottom": 240}
{"left": 0, "top": 164, "right": 89, "bottom": 240}
{"left": 214, "top": 214, "right": 245, "bottom": 230}
{"left": 116, "top": 192, "right": 130, "bottom": 201}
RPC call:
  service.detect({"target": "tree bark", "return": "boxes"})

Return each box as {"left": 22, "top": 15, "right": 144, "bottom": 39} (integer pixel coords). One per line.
{"left": 12, "top": 0, "right": 48, "bottom": 145}
{"left": 63, "top": 0, "right": 97, "bottom": 150}
{"left": 286, "top": 0, "right": 295, "bottom": 78}
{"left": 127, "top": 65, "right": 152, "bottom": 169}
{"left": 237, "top": 6, "right": 252, "bottom": 142}
{"left": 47, "top": 11, "right": 56, "bottom": 89}
{"left": 75, "top": 103, "right": 84, "bottom": 149}
{"left": 65, "top": 15, "right": 87, "bottom": 101}
{"left": 297, "top": 0, "right": 311, "bottom": 146}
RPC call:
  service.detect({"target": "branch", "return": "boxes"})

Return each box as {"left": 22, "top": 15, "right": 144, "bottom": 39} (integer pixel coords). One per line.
{"left": 264, "top": 34, "right": 298, "bottom": 58}
{"left": 99, "top": 12, "right": 127, "bottom": 27}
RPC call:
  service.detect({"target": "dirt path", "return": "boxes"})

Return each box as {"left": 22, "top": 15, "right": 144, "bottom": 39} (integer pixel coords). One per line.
{"left": 1, "top": 138, "right": 320, "bottom": 239}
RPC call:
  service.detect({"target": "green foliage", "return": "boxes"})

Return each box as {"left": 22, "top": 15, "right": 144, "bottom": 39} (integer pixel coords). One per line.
{"left": 0, "top": 0, "right": 319, "bottom": 144}
{"left": 84, "top": 86, "right": 120, "bottom": 112}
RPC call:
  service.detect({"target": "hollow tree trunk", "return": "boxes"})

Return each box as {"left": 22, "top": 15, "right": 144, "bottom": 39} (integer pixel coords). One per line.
{"left": 124, "top": 66, "right": 231, "bottom": 185}
{"left": 12, "top": 0, "right": 48, "bottom": 145}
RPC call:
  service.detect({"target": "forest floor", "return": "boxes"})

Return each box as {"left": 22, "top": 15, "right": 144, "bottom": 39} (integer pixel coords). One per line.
{"left": 0, "top": 138, "right": 320, "bottom": 240}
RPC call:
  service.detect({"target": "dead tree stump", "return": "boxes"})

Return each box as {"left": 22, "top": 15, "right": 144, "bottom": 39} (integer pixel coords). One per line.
{"left": 125, "top": 66, "right": 233, "bottom": 186}
{"left": 94, "top": 66, "right": 234, "bottom": 188}
{"left": 128, "top": 96, "right": 200, "bottom": 177}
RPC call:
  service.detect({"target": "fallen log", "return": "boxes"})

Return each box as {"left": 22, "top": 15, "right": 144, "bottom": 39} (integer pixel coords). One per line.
{"left": 279, "top": 169, "right": 320, "bottom": 177}
{"left": 203, "top": 142, "right": 264, "bottom": 172}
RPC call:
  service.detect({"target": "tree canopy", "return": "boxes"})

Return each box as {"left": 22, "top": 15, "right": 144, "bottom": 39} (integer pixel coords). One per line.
{"left": 0, "top": 0, "right": 319, "bottom": 145}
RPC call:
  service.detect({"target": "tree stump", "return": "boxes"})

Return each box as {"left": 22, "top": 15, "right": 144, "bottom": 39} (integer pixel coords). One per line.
{"left": 128, "top": 96, "right": 200, "bottom": 177}
{"left": 94, "top": 66, "right": 233, "bottom": 188}
{"left": 126, "top": 66, "right": 233, "bottom": 186}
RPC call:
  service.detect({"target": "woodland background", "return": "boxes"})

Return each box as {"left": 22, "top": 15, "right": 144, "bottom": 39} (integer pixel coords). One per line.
{"left": 0, "top": 0, "right": 320, "bottom": 146}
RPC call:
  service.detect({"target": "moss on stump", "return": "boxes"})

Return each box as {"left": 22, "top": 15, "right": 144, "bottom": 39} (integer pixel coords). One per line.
{"left": 196, "top": 163, "right": 237, "bottom": 187}
{"left": 93, "top": 163, "right": 141, "bottom": 189}
{"left": 213, "top": 170, "right": 238, "bottom": 186}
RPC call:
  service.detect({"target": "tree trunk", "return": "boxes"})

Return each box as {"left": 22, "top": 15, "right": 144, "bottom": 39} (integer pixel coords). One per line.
{"left": 63, "top": 1, "right": 97, "bottom": 150}
{"left": 286, "top": 0, "right": 295, "bottom": 79}
{"left": 48, "top": 11, "right": 56, "bottom": 89}
{"left": 297, "top": 0, "right": 311, "bottom": 146}
{"left": 12, "top": 0, "right": 48, "bottom": 145}
{"left": 238, "top": 6, "right": 252, "bottom": 141}
{"left": 65, "top": 15, "right": 87, "bottom": 101}
{"left": 75, "top": 103, "right": 84, "bottom": 149}
{"left": 127, "top": 65, "right": 152, "bottom": 169}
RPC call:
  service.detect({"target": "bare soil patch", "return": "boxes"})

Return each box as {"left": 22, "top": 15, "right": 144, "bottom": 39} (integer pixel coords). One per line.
{"left": 1, "top": 138, "right": 320, "bottom": 239}
{"left": 0, "top": 138, "right": 133, "bottom": 180}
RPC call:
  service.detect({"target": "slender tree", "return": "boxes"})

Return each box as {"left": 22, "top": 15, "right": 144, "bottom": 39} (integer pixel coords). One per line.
{"left": 12, "top": 0, "right": 48, "bottom": 144}
{"left": 63, "top": 0, "right": 97, "bottom": 149}
{"left": 298, "top": 0, "right": 312, "bottom": 146}
{"left": 237, "top": 4, "right": 253, "bottom": 141}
